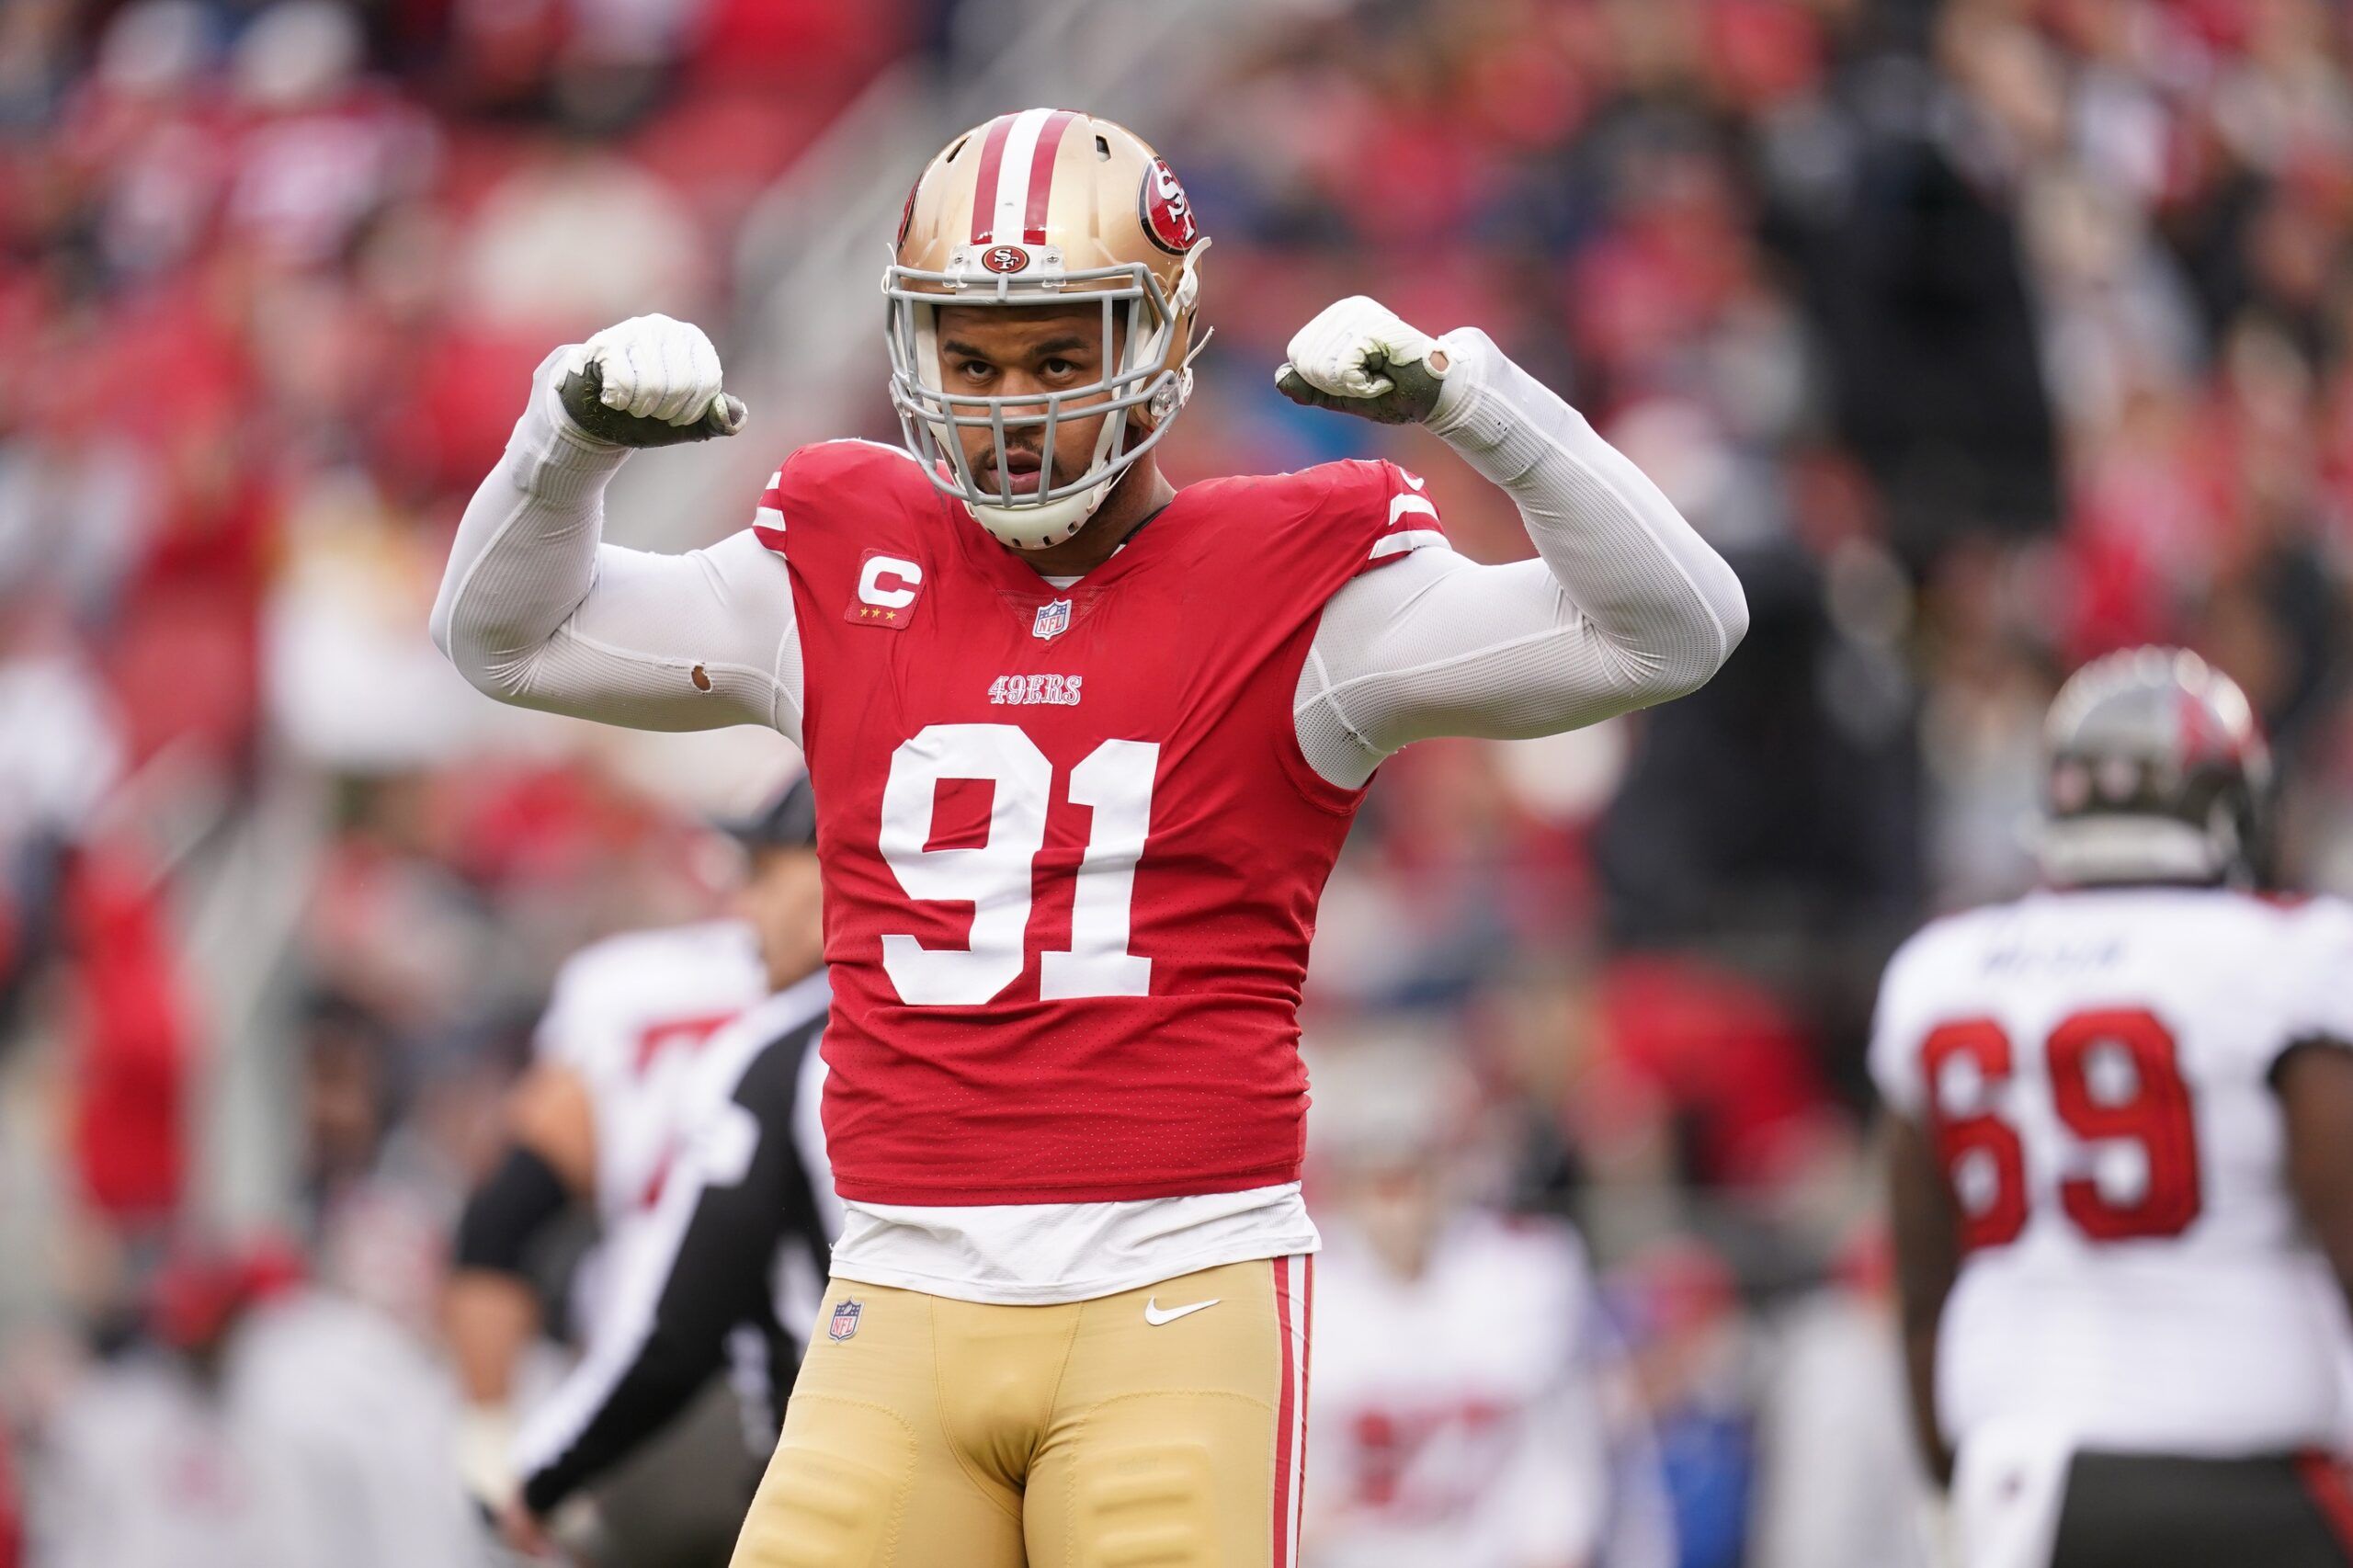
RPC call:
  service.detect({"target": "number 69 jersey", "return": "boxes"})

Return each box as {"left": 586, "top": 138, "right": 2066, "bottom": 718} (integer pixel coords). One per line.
{"left": 759, "top": 439, "right": 1442, "bottom": 1210}
{"left": 1870, "top": 886, "right": 2353, "bottom": 1457}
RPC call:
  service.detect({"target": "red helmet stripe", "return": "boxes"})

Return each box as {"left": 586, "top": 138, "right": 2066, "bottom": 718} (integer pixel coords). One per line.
{"left": 1020, "top": 109, "right": 1077, "bottom": 244}
{"left": 969, "top": 114, "right": 1017, "bottom": 244}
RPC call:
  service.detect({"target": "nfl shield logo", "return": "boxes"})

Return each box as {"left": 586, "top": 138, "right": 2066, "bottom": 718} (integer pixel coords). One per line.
{"left": 1032, "top": 598, "right": 1072, "bottom": 641}
{"left": 827, "top": 1299, "right": 862, "bottom": 1342}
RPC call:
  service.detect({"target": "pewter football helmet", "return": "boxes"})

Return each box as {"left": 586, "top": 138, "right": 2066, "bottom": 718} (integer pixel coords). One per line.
{"left": 2039, "top": 647, "right": 2271, "bottom": 888}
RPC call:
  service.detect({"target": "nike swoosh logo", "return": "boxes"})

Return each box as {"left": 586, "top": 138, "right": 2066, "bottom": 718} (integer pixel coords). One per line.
{"left": 1143, "top": 1297, "right": 1220, "bottom": 1326}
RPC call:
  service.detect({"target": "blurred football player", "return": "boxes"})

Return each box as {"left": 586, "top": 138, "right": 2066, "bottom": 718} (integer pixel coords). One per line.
{"left": 1746, "top": 1230, "right": 1940, "bottom": 1568}
{"left": 1875, "top": 648, "right": 2353, "bottom": 1568}
{"left": 433, "top": 108, "right": 1746, "bottom": 1566}
{"left": 444, "top": 776, "right": 828, "bottom": 1564}
{"left": 1301, "top": 1034, "right": 1674, "bottom": 1568}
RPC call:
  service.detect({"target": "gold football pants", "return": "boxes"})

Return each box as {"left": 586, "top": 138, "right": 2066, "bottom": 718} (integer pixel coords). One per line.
{"left": 728, "top": 1256, "right": 1313, "bottom": 1567}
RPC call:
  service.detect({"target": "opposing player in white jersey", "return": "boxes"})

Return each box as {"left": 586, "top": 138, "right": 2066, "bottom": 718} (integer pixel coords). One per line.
{"left": 1301, "top": 1037, "right": 1674, "bottom": 1568}
{"left": 1874, "top": 648, "right": 2353, "bottom": 1568}
{"left": 445, "top": 778, "right": 824, "bottom": 1561}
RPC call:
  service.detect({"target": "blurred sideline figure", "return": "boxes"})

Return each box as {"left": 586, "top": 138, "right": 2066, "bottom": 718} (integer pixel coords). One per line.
{"left": 446, "top": 776, "right": 832, "bottom": 1565}
{"left": 1875, "top": 649, "right": 2353, "bottom": 1568}
{"left": 499, "top": 778, "right": 837, "bottom": 1558}
{"left": 34, "top": 1238, "right": 484, "bottom": 1568}
{"left": 1746, "top": 1230, "right": 1939, "bottom": 1568}
{"left": 1301, "top": 1033, "right": 1674, "bottom": 1568}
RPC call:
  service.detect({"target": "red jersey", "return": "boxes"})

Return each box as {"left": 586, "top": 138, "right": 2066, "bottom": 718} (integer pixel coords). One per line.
{"left": 759, "top": 439, "right": 1441, "bottom": 1205}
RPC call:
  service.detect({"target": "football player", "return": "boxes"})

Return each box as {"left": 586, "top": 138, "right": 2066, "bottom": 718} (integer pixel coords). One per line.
{"left": 1301, "top": 1035, "right": 1674, "bottom": 1568}
{"left": 1874, "top": 649, "right": 2353, "bottom": 1568}
{"left": 432, "top": 108, "right": 1746, "bottom": 1568}
{"left": 446, "top": 777, "right": 826, "bottom": 1563}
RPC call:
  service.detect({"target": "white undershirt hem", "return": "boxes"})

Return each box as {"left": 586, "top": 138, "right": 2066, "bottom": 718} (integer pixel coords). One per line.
{"left": 824, "top": 1184, "right": 1322, "bottom": 1306}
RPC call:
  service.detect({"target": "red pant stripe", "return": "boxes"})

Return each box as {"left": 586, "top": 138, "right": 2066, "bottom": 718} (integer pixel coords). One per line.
{"left": 1298, "top": 1254, "right": 1314, "bottom": 1557}
{"left": 1271, "top": 1257, "right": 1296, "bottom": 1568}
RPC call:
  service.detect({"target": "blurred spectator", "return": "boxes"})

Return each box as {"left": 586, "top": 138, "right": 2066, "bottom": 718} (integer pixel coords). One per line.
{"left": 222, "top": 3, "right": 438, "bottom": 271}
{"left": 1609, "top": 1241, "right": 1755, "bottom": 1568}
{"left": 0, "top": 612, "right": 121, "bottom": 1041}
{"left": 63, "top": 840, "right": 198, "bottom": 1226}
{"left": 1746, "top": 1229, "right": 1940, "bottom": 1568}
{"left": 33, "top": 1235, "right": 483, "bottom": 1568}
{"left": 457, "top": 139, "right": 703, "bottom": 335}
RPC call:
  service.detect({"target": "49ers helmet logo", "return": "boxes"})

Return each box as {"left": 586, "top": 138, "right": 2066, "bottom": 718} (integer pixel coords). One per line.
{"left": 1139, "top": 157, "right": 1198, "bottom": 255}
{"left": 981, "top": 244, "right": 1029, "bottom": 274}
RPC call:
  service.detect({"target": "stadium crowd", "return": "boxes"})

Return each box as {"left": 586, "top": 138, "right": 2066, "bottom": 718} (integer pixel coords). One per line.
{"left": 2, "top": 0, "right": 2351, "bottom": 1563}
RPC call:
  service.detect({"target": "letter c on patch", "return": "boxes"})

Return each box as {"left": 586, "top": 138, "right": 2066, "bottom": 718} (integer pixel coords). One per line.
{"left": 858, "top": 555, "right": 923, "bottom": 609}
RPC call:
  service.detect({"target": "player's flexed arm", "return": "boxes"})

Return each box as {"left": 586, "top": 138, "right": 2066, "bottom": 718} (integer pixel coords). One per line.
{"left": 430, "top": 315, "right": 806, "bottom": 739}
{"left": 1279, "top": 298, "right": 1748, "bottom": 786}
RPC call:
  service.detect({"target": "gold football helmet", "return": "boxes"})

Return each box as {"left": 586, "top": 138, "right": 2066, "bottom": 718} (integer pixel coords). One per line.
{"left": 884, "top": 108, "right": 1209, "bottom": 549}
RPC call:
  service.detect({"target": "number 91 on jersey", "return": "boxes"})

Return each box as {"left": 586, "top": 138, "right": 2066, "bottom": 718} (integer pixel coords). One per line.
{"left": 878, "top": 723, "right": 1159, "bottom": 1006}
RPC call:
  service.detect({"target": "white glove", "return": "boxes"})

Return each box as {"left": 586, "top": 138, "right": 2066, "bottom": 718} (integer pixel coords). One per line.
{"left": 558, "top": 312, "right": 728, "bottom": 426}
{"left": 1274, "top": 296, "right": 1448, "bottom": 424}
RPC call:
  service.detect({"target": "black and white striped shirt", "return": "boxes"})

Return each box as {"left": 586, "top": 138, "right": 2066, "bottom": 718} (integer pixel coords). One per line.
{"left": 514, "top": 970, "right": 835, "bottom": 1516}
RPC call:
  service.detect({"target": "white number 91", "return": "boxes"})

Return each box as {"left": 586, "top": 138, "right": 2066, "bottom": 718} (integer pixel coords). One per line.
{"left": 878, "top": 723, "right": 1158, "bottom": 1006}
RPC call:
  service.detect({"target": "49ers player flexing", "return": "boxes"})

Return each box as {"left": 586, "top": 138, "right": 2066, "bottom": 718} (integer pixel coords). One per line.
{"left": 433, "top": 109, "right": 1746, "bottom": 1568}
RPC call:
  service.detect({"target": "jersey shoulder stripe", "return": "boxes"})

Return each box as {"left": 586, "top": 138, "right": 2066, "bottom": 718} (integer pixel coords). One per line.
{"left": 1192, "top": 459, "right": 1448, "bottom": 562}
{"left": 752, "top": 467, "right": 786, "bottom": 549}
{"left": 754, "top": 441, "right": 935, "bottom": 556}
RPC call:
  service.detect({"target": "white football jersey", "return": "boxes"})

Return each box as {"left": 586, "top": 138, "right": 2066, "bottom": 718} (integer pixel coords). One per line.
{"left": 532, "top": 919, "right": 768, "bottom": 1334}
{"left": 1303, "top": 1211, "right": 1668, "bottom": 1568}
{"left": 1870, "top": 886, "right": 2353, "bottom": 1457}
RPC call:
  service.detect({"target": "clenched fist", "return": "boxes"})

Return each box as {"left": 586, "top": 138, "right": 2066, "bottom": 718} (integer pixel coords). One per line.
{"left": 1274, "top": 296, "right": 1449, "bottom": 425}
{"left": 555, "top": 313, "right": 746, "bottom": 448}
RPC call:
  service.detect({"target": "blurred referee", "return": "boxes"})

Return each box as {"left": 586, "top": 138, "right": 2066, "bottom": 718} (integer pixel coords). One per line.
{"left": 496, "top": 777, "right": 836, "bottom": 1561}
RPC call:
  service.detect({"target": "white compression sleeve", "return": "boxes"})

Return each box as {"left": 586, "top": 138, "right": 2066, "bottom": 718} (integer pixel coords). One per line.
{"left": 1293, "top": 328, "right": 1748, "bottom": 788}
{"left": 430, "top": 348, "right": 804, "bottom": 740}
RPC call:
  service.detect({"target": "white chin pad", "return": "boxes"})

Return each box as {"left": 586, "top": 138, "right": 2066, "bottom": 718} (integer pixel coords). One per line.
{"left": 972, "top": 480, "right": 1108, "bottom": 550}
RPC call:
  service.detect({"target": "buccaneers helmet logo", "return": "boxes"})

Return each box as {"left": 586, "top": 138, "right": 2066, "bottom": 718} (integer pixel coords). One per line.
{"left": 1140, "top": 158, "right": 1198, "bottom": 255}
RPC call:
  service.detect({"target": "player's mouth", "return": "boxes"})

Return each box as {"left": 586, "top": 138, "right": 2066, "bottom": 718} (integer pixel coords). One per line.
{"left": 983, "top": 450, "right": 1050, "bottom": 495}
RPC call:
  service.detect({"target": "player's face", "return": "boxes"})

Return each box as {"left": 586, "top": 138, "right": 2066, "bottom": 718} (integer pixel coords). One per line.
{"left": 735, "top": 846, "right": 824, "bottom": 991}
{"left": 1341, "top": 1157, "right": 1447, "bottom": 1280}
{"left": 934, "top": 302, "right": 1127, "bottom": 498}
